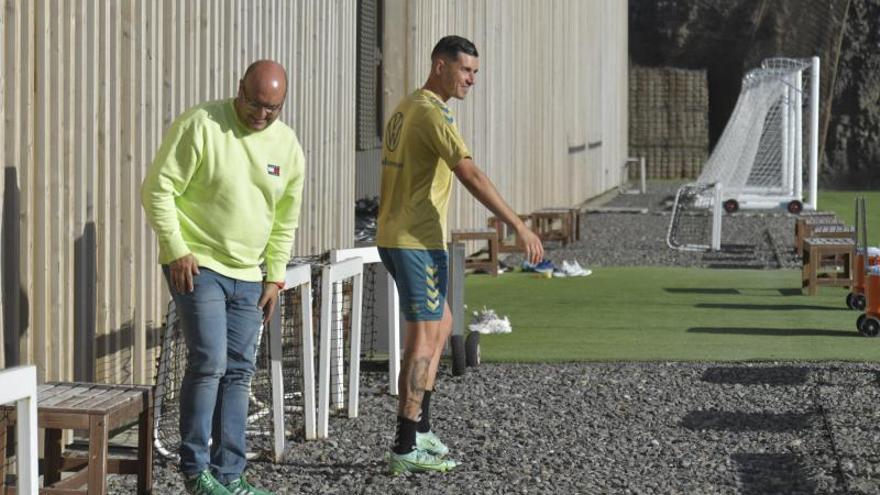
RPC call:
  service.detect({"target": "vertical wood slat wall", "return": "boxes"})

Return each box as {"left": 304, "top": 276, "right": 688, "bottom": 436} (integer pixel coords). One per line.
{"left": 382, "top": 0, "right": 628, "bottom": 228}
{"left": 0, "top": 0, "right": 356, "bottom": 384}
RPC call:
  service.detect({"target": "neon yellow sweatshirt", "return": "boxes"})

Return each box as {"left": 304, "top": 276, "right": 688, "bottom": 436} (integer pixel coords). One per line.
{"left": 141, "top": 98, "right": 305, "bottom": 283}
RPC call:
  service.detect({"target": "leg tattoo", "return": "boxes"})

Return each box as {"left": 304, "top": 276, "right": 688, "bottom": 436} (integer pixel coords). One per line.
{"left": 405, "top": 357, "right": 431, "bottom": 417}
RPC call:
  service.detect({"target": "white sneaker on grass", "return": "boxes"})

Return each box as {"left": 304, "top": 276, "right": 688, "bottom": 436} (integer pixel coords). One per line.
{"left": 570, "top": 260, "right": 592, "bottom": 276}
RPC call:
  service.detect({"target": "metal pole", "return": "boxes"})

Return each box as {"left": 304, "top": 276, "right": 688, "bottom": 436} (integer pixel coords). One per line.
{"left": 639, "top": 156, "right": 647, "bottom": 194}
{"left": 794, "top": 69, "right": 804, "bottom": 200}
{"left": 712, "top": 183, "right": 722, "bottom": 251}
{"left": 447, "top": 242, "right": 465, "bottom": 339}
{"left": 808, "top": 56, "right": 820, "bottom": 210}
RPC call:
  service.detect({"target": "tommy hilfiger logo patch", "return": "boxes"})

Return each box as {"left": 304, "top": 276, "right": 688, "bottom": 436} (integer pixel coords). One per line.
{"left": 267, "top": 164, "right": 280, "bottom": 176}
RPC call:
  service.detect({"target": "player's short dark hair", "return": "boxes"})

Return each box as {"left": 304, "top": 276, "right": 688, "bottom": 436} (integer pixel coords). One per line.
{"left": 431, "top": 35, "right": 479, "bottom": 61}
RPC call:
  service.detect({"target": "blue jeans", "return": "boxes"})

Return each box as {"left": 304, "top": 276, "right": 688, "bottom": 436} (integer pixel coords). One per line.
{"left": 163, "top": 267, "right": 263, "bottom": 482}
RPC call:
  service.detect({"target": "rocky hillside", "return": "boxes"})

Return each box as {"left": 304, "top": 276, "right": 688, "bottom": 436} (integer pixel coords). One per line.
{"left": 630, "top": 0, "right": 878, "bottom": 188}
{"left": 825, "top": 0, "right": 880, "bottom": 188}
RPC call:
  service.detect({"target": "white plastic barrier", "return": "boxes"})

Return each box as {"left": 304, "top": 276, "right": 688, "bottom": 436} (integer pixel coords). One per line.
{"left": 269, "top": 263, "right": 318, "bottom": 452}
{"left": 331, "top": 247, "right": 401, "bottom": 396}
{"left": 317, "top": 256, "right": 363, "bottom": 438}
{"left": 0, "top": 366, "right": 38, "bottom": 495}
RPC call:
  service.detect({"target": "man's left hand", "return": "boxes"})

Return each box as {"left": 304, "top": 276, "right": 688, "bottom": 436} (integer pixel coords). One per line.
{"left": 258, "top": 282, "right": 281, "bottom": 325}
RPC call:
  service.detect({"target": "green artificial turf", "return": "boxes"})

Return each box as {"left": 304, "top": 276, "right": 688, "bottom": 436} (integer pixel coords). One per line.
{"left": 464, "top": 268, "right": 876, "bottom": 363}
{"left": 818, "top": 191, "right": 880, "bottom": 246}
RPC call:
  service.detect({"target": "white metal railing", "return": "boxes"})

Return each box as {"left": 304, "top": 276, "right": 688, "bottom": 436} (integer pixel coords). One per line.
{"left": 0, "top": 366, "right": 38, "bottom": 495}
{"left": 269, "top": 263, "right": 317, "bottom": 450}
{"left": 621, "top": 157, "right": 647, "bottom": 194}
{"left": 317, "top": 257, "right": 364, "bottom": 438}
{"left": 331, "top": 247, "right": 401, "bottom": 396}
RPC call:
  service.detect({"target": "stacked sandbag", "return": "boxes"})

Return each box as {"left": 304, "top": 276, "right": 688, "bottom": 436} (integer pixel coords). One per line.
{"left": 629, "top": 66, "right": 709, "bottom": 179}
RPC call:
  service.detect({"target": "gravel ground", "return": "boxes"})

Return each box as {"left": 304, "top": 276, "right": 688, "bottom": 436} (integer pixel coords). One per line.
{"left": 111, "top": 362, "right": 880, "bottom": 494}
{"left": 502, "top": 182, "right": 801, "bottom": 271}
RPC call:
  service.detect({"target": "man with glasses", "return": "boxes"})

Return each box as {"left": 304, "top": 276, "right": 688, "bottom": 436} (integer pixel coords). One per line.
{"left": 142, "top": 60, "right": 304, "bottom": 495}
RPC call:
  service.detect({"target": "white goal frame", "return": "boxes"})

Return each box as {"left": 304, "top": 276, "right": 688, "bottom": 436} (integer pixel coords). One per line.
{"left": 704, "top": 57, "right": 820, "bottom": 211}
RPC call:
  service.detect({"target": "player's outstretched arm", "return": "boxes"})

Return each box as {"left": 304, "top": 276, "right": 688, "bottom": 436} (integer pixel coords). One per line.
{"left": 453, "top": 158, "right": 543, "bottom": 264}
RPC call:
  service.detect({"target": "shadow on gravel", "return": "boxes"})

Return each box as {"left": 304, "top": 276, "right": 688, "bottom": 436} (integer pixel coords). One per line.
{"left": 688, "top": 327, "right": 859, "bottom": 338}
{"left": 664, "top": 288, "right": 740, "bottom": 294}
{"left": 732, "top": 453, "right": 819, "bottom": 495}
{"left": 681, "top": 411, "right": 816, "bottom": 432}
{"left": 695, "top": 303, "right": 849, "bottom": 311}
{"left": 701, "top": 366, "right": 811, "bottom": 386}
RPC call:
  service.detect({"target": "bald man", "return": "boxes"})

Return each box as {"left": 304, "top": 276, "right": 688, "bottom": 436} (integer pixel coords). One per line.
{"left": 142, "top": 60, "right": 304, "bottom": 495}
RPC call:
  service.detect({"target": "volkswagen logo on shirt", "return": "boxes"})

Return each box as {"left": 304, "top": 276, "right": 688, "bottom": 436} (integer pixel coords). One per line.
{"left": 385, "top": 112, "right": 404, "bottom": 152}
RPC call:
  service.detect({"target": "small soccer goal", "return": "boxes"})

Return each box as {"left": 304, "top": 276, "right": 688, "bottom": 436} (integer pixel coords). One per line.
{"left": 666, "top": 182, "right": 722, "bottom": 252}
{"left": 152, "top": 263, "right": 316, "bottom": 462}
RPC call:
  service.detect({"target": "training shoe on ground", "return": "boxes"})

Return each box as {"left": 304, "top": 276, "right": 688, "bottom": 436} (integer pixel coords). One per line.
{"left": 569, "top": 260, "right": 592, "bottom": 277}
{"left": 416, "top": 430, "right": 450, "bottom": 457}
{"left": 224, "top": 476, "right": 274, "bottom": 495}
{"left": 388, "top": 449, "right": 458, "bottom": 475}
{"left": 520, "top": 260, "right": 537, "bottom": 272}
{"left": 468, "top": 308, "right": 513, "bottom": 334}
{"left": 185, "top": 471, "right": 232, "bottom": 495}
{"left": 534, "top": 260, "right": 555, "bottom": 274}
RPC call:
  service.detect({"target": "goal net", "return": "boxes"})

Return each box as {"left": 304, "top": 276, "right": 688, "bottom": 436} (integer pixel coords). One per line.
{"left": 698, "top": 57, "right": 818, "bottom": 211}
{"left": 668, "top": 57, "right": 819, "bottom": 252}
{"left": 666, "top": 182, "right": 722, "bottom": 252}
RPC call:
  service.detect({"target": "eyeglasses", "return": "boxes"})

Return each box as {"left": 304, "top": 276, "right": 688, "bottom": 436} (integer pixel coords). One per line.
{"left": 241, "top": 93, "right": 284, "bottom": 114}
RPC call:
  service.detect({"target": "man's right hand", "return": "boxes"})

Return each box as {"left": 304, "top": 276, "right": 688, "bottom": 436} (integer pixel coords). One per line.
{"left": 516, "top": 227, "right": 544, "bottom": 265}
{"left": 169, "top": 253, "right": 200, "bottom": 293}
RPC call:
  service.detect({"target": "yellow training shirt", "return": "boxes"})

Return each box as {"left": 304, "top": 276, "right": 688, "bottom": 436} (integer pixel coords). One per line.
{"left": 376, "top": 89, "right": 471, "bottom": 249}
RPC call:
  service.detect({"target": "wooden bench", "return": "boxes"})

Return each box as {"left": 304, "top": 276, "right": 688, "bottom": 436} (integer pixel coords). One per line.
{"left": 532, "top": 208, "right": 579, "bottom": 245}
{"left": 795, "top": 216, "right": 843, "bottom": 254}
{"left": 802, "top": 237, "right": 855, "bottom": 295}
{"left": 487, "top": 215, "right": 533, "bottom": 253}
{"left": 1, "top": 382, "right": 153, "bottom": 494}
{"left": 450, "top": 228, "right": 499, "bottom": 276}
{"left": 808, "top": 224, "right": 855, "bottom": 243}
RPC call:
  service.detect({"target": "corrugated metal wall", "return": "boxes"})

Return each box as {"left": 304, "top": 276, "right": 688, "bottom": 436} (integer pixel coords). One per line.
{"left": 381, "top": 0, "right": 628, "bottom": 229}
{"left": 0, "top": 0, "right": 356, "bottom": 384}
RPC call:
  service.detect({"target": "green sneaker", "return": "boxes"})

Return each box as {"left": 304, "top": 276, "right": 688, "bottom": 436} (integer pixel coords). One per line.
{"left": 388, "top": 448, "right": 457, "bottom": 475}
{"left": 224, "top": 476, "right": 274, "bottom": 495}
{"left": 416, "top": 430, "right": 450, "bottom": 457}
{"left": 184, "top": 471, "right": 232, "bottom": 495}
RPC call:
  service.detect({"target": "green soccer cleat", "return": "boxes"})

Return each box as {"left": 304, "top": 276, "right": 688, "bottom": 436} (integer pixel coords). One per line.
{"left": 224, "top": 475, "right": 275, "bottom": 495}
{"left": 184, "top": 470, "right": 233, "bottom": 495}
{"left": 388, "top": 448, "right": 458, "bottom": 475}
{"left": 416, "top": 430, "right": 450, "bottom": 457}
